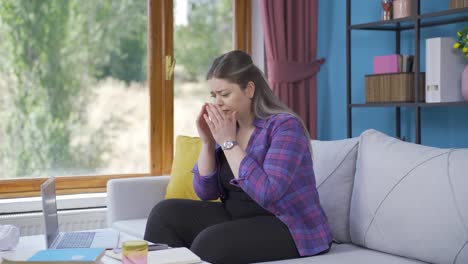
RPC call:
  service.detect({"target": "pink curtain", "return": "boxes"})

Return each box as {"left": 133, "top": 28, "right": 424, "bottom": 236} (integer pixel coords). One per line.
{"left": 260, "top": 0, "right": 324, "bottom": 139}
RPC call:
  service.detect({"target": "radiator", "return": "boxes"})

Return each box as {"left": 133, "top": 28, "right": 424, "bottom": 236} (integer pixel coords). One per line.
{"left": 0, "top": 208, "right": 108, "bottom": 236}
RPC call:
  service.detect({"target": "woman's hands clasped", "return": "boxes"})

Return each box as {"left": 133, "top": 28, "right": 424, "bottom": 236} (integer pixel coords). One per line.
{"left": 196, "top": 103, "right": 216, "bottom": 146}
{"left": 196, "top": 103, "right": 237, "bottom": 146}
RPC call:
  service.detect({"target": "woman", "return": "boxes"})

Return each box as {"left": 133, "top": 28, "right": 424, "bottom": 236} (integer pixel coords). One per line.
{"left": 144, "top": 50, "right": 332, "bottom": 264}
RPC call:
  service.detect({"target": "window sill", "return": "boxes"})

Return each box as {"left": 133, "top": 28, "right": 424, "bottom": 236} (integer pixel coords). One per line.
{"left": 0, "top": 193, "right": 107, "bottom": 214}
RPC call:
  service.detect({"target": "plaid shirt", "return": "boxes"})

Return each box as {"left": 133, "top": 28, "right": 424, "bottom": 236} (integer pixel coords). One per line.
{"left": 192, "top": 113, "right": 332, "bottom": 256}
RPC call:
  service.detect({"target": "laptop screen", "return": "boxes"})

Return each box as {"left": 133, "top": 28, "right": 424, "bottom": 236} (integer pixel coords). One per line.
{"left": 40, "top": 177, "right": 60, "bottom": 248}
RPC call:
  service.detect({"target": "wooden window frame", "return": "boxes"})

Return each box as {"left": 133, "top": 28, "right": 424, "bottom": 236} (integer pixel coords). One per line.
{"left": 0, "top": 0, "right": 251, "bottom": 199}
{"left": 234, "top": 0, "right": 252, "bottom": 54}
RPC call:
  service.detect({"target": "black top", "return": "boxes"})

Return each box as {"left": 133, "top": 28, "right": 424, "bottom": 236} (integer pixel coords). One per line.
{"left": 218, "top": 150, "right": 272, "bottom": 219}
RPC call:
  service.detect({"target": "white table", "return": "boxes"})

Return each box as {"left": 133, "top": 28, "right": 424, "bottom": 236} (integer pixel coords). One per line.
{"left": 0, "top": 229, "right": 138, "bottom": 264}
{"left": 0, "top": 230, "right": 209, "bottom": 264}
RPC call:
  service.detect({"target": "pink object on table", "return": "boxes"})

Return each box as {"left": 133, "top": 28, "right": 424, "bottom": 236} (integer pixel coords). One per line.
{"left": 373, "top": 54, "right": 400, "bottom": 74}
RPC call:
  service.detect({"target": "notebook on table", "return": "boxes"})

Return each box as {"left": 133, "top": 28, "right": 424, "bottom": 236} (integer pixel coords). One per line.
{"left": 40, "top": 177, "right": 119, "bottom": 249}
{"left": 1, "top": 248, "right": 105, "bottom": 264}
{"left": 105, "top": 247, "right": 202, "bottom": 264}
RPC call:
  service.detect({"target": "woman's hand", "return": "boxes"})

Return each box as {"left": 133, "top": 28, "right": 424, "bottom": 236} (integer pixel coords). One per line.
{"left": 204, "top": 104, "right": 237, "bottom": 145}
{"left": 196, "top": 103, "right": 216, "bottom": 146}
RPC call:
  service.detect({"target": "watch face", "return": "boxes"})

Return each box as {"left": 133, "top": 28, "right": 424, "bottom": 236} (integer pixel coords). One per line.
{"left": 224, "top": 141, "right": 234, "bottom": 149}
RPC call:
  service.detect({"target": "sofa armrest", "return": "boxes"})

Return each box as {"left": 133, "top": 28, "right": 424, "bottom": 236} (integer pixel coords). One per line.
{"left": 106, "top": 175, "right": 170, "bottom": 227}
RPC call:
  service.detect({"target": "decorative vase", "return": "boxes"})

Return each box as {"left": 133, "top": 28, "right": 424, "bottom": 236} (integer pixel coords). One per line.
{"left": 393, "top": 0, "right": 414, "bottom": 19}
{"left": 462, "top": 65, "right": 468, "bottom": 100}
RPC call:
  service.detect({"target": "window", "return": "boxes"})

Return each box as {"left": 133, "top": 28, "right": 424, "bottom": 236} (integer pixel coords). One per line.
{"left": 173, "top": 0, "right": 234, "bottom": 138}
{"left": 0, "top": 0, "right": 149, "bottom": 179}
{"left": 0, "top": 0, "right": 250, "bottom": 198}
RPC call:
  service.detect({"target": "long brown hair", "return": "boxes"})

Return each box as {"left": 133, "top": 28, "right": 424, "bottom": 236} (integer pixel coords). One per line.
{"left": 206, "top": 50, "right": 311, "bottom": 141}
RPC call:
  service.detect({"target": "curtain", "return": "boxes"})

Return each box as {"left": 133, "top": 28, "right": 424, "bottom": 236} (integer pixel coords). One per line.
{"left": 260, "top": 0, "right": 324, "bottom": 139}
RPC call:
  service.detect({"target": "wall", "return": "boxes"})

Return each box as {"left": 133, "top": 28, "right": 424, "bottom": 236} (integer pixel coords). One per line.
{"left": 317, "top": 0, "right": 468, "bottom": 147}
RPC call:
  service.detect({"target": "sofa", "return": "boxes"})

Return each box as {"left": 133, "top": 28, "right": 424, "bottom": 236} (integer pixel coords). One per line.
{"left": 106, "top": 129, "right": 468, "bottom": 264}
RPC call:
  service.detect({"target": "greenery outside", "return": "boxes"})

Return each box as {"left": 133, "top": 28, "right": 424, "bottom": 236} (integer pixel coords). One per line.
{"left": 173, "top": 0, "right": 233, "bottom": 137}
{"left": 0, "top": 0, "right": 233, "bottom": 179}
{"left": 0, "top": 0, "right": 148, "bottom": 179}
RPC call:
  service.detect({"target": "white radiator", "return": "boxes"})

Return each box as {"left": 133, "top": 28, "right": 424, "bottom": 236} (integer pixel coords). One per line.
{"left": 0, "top": 208, "right": 108, "bottom": 236}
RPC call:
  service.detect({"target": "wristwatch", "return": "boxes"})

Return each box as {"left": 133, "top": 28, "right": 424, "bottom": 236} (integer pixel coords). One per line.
{"left": 222, "top": 140, "right": 238, "bottom": 150}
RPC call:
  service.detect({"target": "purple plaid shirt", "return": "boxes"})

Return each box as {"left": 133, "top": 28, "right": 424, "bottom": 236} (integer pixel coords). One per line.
{"left": 192, "top": 113, "right": 332, "bottom": 256}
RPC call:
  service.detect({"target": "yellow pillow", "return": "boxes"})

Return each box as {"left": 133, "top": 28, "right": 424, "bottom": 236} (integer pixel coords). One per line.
{"left": 165, "top": 135, "right": 202, "bottom": 200}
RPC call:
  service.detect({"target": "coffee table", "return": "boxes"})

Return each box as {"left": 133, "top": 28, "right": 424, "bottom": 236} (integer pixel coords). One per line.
{"left": 0, "top": 229, "right": 135, "bottom": 264}
{"left": 0, "top": 229, "right": 208, "bottom": 264}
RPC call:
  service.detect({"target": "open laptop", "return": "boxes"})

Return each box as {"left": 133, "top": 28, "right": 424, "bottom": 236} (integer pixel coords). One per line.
{"left": 41, "top": 177, "right": 119, "bottom": 249}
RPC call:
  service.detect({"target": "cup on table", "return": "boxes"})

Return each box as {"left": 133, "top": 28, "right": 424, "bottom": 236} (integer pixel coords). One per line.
{"left": 122, "top": 240, "right": 148, "bottom": 264}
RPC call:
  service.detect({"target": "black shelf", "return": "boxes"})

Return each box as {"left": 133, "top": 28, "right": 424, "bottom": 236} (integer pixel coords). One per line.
{"left": 420, "top": 7, "right": 468, "bottom": 27}
{"left": 419, "top": 7, "right": 468, "bottom": 19}
{"left": 418, "top": 101, "right": 468, "bottom": 107}
{"left": 350, "top": 7, "right": 468, "bottom": 31}
{"left": 350, "top": 103, "right": 418, "bottom": 108}
{"left": 346, "top": 0, "right": 468, "bottom": 144}
{"left": 350, "top": 101, "right": 468, "bottom": 108}
{"left": 350, "top": 17, "right": 415, "bottom": 31}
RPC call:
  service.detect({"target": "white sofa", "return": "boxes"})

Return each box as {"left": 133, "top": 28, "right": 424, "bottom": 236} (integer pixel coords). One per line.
{"left": 107, "top": 129, "right": 468, "bottom": 264}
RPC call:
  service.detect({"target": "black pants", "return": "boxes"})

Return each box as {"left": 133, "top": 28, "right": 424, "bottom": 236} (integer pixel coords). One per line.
{"left": 143, "top": 199, "right": 301, "bottom": 264}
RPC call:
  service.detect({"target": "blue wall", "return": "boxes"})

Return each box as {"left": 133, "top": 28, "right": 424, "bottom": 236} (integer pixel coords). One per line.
{"left": 317, "top": 0, "right": 468, "bottom": 148}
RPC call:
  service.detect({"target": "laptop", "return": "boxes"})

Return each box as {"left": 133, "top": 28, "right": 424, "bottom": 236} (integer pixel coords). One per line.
{"left": 40, "top": 177, "right": 119, "bottom": 249}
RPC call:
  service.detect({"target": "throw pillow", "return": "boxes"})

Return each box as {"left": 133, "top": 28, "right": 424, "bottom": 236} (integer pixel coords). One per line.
{"left": 312, "top": 137, "right": 359, "bottom": 243}
{"left": 165, "top": 135, "right": 202, "bottom": 200}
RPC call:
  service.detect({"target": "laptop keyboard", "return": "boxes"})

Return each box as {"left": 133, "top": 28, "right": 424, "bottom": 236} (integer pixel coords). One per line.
{"left": 56, "top": 232, "right": 96, "bottom": 248}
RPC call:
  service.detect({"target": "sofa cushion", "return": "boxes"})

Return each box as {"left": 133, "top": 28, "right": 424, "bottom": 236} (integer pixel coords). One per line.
{"left": 112, "top": 219, "right": 147, "bottom": 239}
{"left": 312, "top": 137, "right": 359, "bottom": 243}
{"left": 350, "top": 129, "right": 468, "bottom": 264}
{"left": 165, "top": 135, "right": 202, "bottom": 200}
{"left": 256, "top": 243, "right": 427, "bottom": 263}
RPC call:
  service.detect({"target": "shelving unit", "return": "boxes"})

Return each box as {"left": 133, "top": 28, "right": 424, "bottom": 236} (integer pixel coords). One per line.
{"left": 346, "top": 0, "right": 468, "bottom": 144}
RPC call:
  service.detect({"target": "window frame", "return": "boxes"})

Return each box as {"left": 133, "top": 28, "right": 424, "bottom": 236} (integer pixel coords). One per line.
{"left": 0, "top": 0, "right": 251, "bottom": 199}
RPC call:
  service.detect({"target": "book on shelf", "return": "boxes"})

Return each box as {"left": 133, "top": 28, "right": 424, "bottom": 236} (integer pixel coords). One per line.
{"left": 373, "top": 54, "right": 414, "bottom": 74}
{"left": 401, "top": 55, "right": 414, "bottom": 73}
{"left": 1, "top": 248, "right": 105, "bottom": 264}
{"left": 373, "top": 54, "right": 400, "bottom": 74}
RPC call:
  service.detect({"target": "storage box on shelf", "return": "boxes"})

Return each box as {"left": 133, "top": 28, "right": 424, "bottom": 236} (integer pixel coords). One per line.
{"left": 449, "top": 0, "right": 468, "bottom": 9}
{"left": 365, "top": 73, "right": 425, "bottom": 103}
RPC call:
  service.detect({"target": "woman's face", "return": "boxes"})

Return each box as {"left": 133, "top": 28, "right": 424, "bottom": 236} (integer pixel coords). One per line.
{"left": 208, "top": 78, "right": 254, "bottom": 119}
